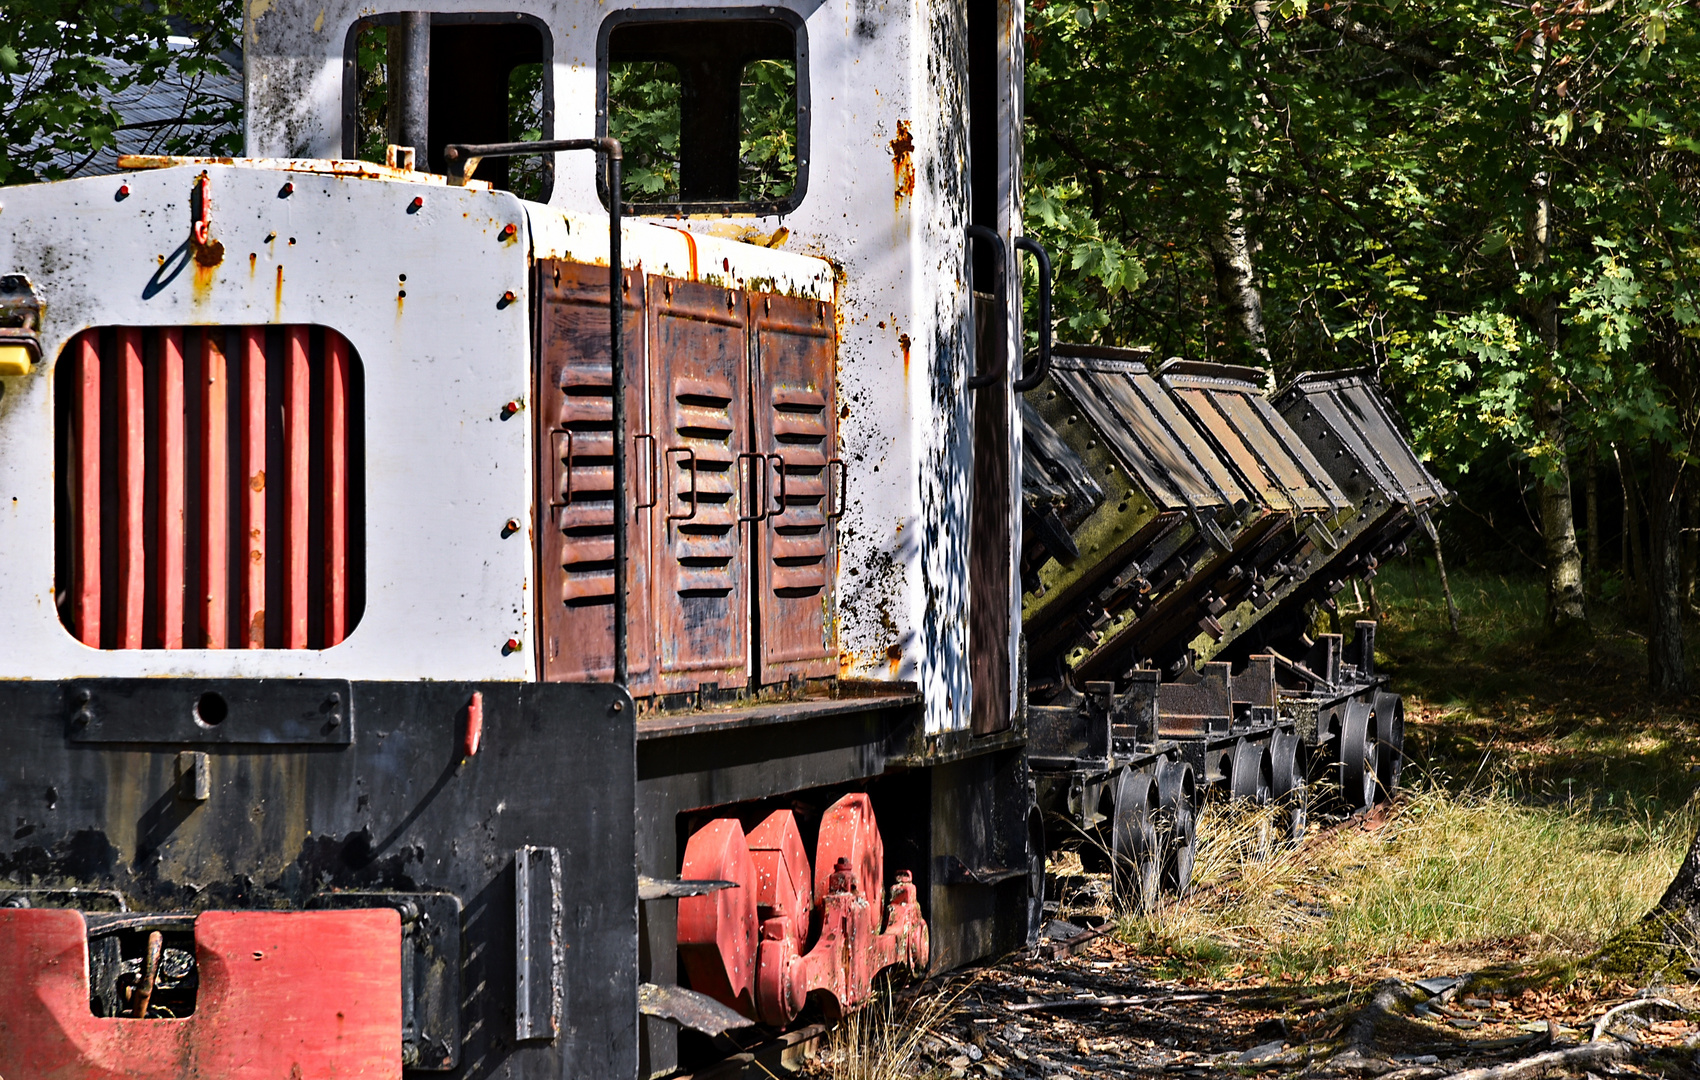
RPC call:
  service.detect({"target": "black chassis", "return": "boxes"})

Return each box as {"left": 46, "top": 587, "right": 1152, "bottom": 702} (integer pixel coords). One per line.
{"left": 0, "top": 678, "right": 636, "bottom": 1080}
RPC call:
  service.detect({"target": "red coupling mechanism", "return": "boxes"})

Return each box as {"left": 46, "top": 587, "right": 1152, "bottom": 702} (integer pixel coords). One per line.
{"left": 684, "top": 793, "right": 930, "bottom": 1030}
{"left": 463, "top": 691, "right": 484, "bottom": 757}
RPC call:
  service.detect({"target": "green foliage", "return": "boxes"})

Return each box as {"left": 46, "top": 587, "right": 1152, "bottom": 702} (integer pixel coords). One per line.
{"left": 608, "top": 61, "right": 682, "bottom": 200}
{"left": 0, "top": 0, "right": 241, "bottom": 185}
{"left": 738, "top": 58, "right": 798, "bottom": 203}
{"left": 353, "top": 25, "right": 390, "bottom": 166}
{"left": 506, "top": 62, "right": 550, "bottom": 202}
{"left": 607, "top": 58, "right": 797, "bottom": 204}
{"left": 1022, "top": 0, "right": 1700, "bottom": 480}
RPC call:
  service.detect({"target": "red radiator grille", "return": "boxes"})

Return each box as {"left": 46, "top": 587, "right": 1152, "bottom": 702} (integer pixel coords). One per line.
{"left": 54, "top": 326, "right": 364, "bottom": 650}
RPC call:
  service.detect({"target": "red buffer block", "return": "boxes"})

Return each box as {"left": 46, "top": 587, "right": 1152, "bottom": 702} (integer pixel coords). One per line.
{"left": 0, "top": 908, "right": 402, "bottom": 1078}
{"left": 679, "top": 794, "right": 929, "bottom": 1028}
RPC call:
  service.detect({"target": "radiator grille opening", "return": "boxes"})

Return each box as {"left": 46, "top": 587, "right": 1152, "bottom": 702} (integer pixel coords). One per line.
{"left": 54, "top": 326, "right": 366, "bottom": 650}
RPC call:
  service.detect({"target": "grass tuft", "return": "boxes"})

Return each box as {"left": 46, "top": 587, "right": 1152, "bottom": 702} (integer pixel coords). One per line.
{"left": 813, "top": 986, "right": 958, "bottom": 1080}
{"left": 1119, "top": 767, "right": 1697, "bottom": 986}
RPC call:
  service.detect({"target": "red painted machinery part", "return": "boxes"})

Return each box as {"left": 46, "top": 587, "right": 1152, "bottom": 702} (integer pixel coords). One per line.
{"left": 0, "top": 907, "right": 403, "bottom": 1078}
{"left": 746, "top": 809, "right": 812, "bottom": 947}
{"left": 679, "top": 794, "right": 931, "bottom": 1028}
{"left": 464, "top": 689, "right": 484, "bottom": 757}
{"left": 678, "top": 817, "right": 760, "bottom": 1014}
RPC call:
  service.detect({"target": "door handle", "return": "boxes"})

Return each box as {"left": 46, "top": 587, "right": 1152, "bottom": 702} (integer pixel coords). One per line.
{"left": 665, "top": 446, "right": 699, "bottom": 522}
{"left": 827, "top": 458, "right": 848, "bottom": 521}
{"left": 964, "top": 224, "right": 1008, "bottom": 390}
{"left": 737, "top": 452, "right": 773, "bottom": 523}
{"left": 767, "top": 453, "right": 787, "bottom": 519}
{"left": 1012, "top": 236, "right": 1053, "bottom": 392}
{"left": 634, "top": 433, "right": 656, "bottom": 510}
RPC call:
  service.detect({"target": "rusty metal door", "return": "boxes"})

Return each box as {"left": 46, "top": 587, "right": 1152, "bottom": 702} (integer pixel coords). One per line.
{"left": 536, "top": 259, "right": 653, "bottom": 691}
{"left": 650, "top": 278, "right": 751, "bottom": 694}
{"left": 750, "top": 294, "right": 839, "bottom": 684}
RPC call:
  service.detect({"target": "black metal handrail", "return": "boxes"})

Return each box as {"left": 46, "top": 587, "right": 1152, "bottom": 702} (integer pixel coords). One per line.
{"left": 1012, "top": 236, "right": 1052, "bottom": 392}
{"left": 443, "top": 138, "right": 632, "bottom": 684}
{"left": 964, "top": 224, "right": 1007, "bottom": 390}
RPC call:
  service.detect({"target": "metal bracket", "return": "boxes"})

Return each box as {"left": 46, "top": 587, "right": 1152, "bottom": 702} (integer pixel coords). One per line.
{"left": 638, "top": 982, "right": 755, "bottom": 1036}
{"left": 514, "top": 846, "right": 562, "bottom": 1044}
{"left": 637, "top": 875, "right": 736, "bottom": 901}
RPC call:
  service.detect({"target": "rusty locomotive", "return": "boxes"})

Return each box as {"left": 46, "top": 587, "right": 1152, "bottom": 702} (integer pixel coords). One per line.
{"left": 0, "top": 0, "right": 1444, "bottom": 1075}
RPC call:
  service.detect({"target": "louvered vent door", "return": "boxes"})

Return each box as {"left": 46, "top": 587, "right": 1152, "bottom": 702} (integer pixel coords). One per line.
{"left": 751, "top": 295, "right": 838, "bottom": 683}
{"left": 650, "top": 279, "right": 750, "bottom": 693}
{"left": 536, "top": 260, "right": 653, "bottom": 690}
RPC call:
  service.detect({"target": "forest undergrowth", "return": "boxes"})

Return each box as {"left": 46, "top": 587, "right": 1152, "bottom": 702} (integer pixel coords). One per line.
{"left": 1119, "top": 560, "right": 1700, "bottom": 989}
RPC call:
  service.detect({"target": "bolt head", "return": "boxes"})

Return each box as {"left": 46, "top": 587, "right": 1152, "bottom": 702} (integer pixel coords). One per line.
{"left": 505, "top": 637, "right": 522, "bottom": 652}
{"left": 411, "top": 196, "right": 424, "bottom": 209}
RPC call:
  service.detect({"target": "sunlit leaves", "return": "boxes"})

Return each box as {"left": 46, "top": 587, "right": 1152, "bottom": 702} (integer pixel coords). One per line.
{"left": 1023, "top": 0, "right": 1700, "bottom": 478}
{"left": 0, "top": 0, "right": 241, "bottom": 185}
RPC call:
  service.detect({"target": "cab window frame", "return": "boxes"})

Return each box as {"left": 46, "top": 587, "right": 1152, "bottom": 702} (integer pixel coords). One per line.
{"left": 596, "top": 6, "right": 811, "bottom": 217}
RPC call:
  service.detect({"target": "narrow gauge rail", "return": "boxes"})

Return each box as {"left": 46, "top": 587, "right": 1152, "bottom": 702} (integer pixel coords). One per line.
{"left": 0, "top": 0, "right": 1443, "bottom": 1076}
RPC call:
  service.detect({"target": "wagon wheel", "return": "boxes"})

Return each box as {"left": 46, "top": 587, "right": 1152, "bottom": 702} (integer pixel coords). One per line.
{"left": 1339, "top": 697, "right": 1378, "bottom": 813}
{"left": 1269, "top": 729, "right": 1309, "bottom": 846}
{"left": 1109, "top": 768, "right": 1161, "bottom": 915}
{"left": 1155, "top": 759, "right": 1197, "bottom": 898}
{"left": 1372, "top": 691, "right": 1405, "bottom": 802}
{"left": 1024, "top": 804, "right": 1047, "bottom": 946}
{"left": 1229, "top": 737, "right": 1276, "bottom": 860}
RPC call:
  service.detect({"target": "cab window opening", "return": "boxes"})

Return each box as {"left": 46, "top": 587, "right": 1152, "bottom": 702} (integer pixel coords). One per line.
{"left": 599, "top": 10, "right": 807, "bottom": 215}
{"left": 344, "top": 14, "right": 554, "bottom": 202}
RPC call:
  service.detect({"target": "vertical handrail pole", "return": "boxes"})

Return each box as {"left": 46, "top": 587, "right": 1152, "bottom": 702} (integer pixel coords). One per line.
{"left": 443, "top": 136, "right": 627, "bottom": 685}
{"left": 601, "top": 140, "right": 627, "bottom": 685}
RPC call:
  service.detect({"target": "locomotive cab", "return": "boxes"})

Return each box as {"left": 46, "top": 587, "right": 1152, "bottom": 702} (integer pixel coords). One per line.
{"left": 0, "top": 0, "right": 1040, "bottom": 1074}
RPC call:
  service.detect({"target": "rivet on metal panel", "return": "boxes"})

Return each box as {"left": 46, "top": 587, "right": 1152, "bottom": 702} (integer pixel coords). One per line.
{"left": 500, "top": 223, "right": 517, "bottom": 240}
{"left": 279, "top": 182, "right": 294, "bottom": 197}
{"left": 116, "top": 183, "right": 130, "bottom": 200}
{"left": 504, "top": 637, "right": 522, "bottom": 654}
{"left": 502, "top": 398, "right": 524, "bottom": 419}
{"left": 500, "top": 290, "right": 517, "bottom": 308}
{"left": 409, "top": 196, "right": 424, "bottom": 213}
{"left": 502, "top": 518, "right": 522, "bottom": 537}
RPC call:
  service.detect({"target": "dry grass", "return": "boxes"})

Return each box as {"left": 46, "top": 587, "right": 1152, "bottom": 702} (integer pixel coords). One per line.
{"left": 1119, "top": 762, "right": 1700, "bottom": 986}
{"left": 810, "top": 985, "right": 960, "bottom": 1080}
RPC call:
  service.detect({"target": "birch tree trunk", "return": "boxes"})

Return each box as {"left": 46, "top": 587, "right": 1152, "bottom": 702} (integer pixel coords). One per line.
{"left": 1527, "top": 74, "right": 1587, "bottom": 634}
{"left": 1209, "top": 174, "right": 1272, "bottom": 368}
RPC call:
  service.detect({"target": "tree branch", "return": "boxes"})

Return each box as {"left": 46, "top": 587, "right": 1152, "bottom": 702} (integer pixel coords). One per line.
{"left": 1311, "top": 4, "right": 1463, "bottom": 73}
